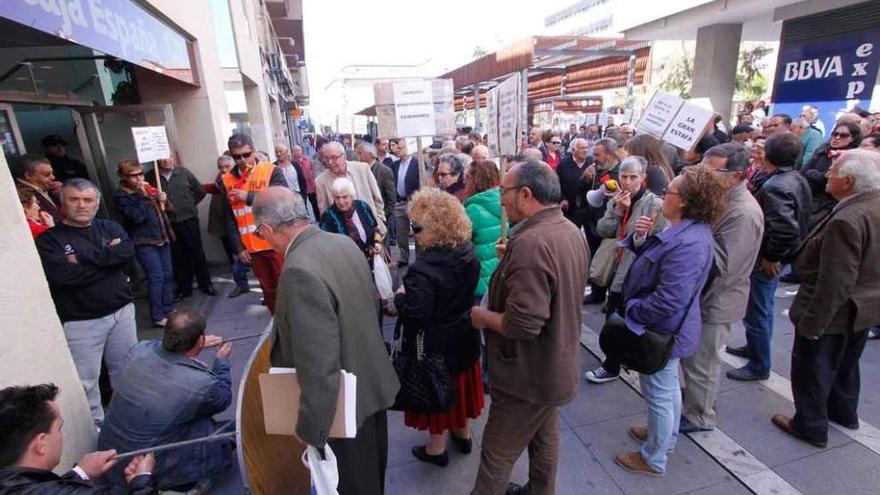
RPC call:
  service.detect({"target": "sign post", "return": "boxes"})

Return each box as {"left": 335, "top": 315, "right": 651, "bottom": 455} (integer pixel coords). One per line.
{"left": 131, "top": 126, "right": 172, "bottom": 210}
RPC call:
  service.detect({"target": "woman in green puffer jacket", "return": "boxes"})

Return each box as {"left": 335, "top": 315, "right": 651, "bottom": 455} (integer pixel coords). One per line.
{"left": 463, "top": 160, "right": 506, "bottom": 299}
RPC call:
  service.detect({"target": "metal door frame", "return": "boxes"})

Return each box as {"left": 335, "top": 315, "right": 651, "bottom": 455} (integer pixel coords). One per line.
{"left": 0, "top": 102, "right": 26, "bottom": 154}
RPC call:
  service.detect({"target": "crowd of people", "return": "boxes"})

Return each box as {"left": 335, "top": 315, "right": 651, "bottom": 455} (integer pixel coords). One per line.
{"left": 3, "top": 98, "right": 880, "bottom": 494}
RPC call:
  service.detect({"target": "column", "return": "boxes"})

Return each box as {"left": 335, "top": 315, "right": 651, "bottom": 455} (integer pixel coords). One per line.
{"left": 690, "top": 23, "right": 743, "bottom": 124}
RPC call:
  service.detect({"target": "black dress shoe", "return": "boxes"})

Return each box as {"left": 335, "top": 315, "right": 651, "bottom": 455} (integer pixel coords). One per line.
{"left": 173, "top": 291, "right": 192, "bottom": 303}
{"left": 228, "top": 286, "right": 250, "bottom": 298}
{"left": 726, "top": 366, "right": 769, "bottom": 381}
{"left": 506, "top": 483, "right": 525, "bottom": 495}
{"left": 411, "top": 446, "right": 448, "bottom": 467}
{"left": 200, "top": 286, "right": 219, "bottom": 296}
{"left": 450, "top": 433, "right": 472, "bottom": 454}
{"left": 583, "top": 292, "right": 606, "bottom": 305}
{"left": 725, "top": 345, "right": 751, "bottom": 358}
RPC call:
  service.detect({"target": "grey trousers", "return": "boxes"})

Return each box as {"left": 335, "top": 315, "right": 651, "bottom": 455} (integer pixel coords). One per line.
{"left": 681, "top": 321, "right": 732, "bottom": 429}
{"left": 63, "top": 303, "right": 138, "bottom": 424}
{"left": 472, "top": 388, "right": 559, "bottom": 495}
{"left": 394, "top": 201, "right": 411, "bottom": 264}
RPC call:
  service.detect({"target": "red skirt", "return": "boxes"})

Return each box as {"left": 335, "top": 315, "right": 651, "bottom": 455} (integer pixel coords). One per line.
{"left": 404, "top": 361, "right": 485, "bottom": 435}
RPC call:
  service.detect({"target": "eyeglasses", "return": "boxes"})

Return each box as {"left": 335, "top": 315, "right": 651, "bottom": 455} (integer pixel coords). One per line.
{"left": 254, "top": 223, "right": 269, "bottom": 240}
{"left": 662, "top": 190, "right": 682, "bottom": 198}
{"left": 500, "top": 185, "right": 525, "bottom": 195}
{"left": 127, "top": 172, "right": 145, "bottom": 177}
{"left": 231, "top": 151, "right": 254, "bottom": 161}
{"left": 323, "top": 153, "right": 345, "bottom": 162}
{"left": 436, "top": 172, "right": 455, "bottom": 177}
{"left": 832, "top": 132, "right": 852, "bottom": 139}
{"left": 411, "top": 221, "right": 424, "bottom": 234}
{"left": 550, "top": 141, "right": 562, "bottom": 145}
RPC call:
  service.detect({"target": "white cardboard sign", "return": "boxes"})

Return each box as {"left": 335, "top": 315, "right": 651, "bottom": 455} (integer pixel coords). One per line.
{"left": 391, "top": 81, "right": 436, "bottom": 137}
{"left": 485, "top": 89, "right": 500, "bottom": 157}
{"left": 131, "top": 126, "right": 171, "bottom": 163}
{"left": 635, "top": 90, "right": 715, "bottom": 151}
{"left": 496, "top": 73, "right": 521, "bottom": 156}
{"left": 636, "top": 91, "right": 684, "bottom": 139}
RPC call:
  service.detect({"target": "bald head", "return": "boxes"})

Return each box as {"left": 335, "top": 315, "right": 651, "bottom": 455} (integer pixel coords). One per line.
{"left": 472, "top": 144, "right": 489, "bottom": 161}
{"left": 522, "top": 148, "right": 543, "bottom": 161}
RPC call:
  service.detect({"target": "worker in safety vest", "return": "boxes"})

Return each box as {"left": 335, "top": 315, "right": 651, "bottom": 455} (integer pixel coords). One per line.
{"left": 217, "top": 133, "right": 288, "bottom": 313}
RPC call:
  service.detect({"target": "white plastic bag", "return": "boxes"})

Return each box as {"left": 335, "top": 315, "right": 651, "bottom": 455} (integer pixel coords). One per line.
{"left": 373, "top": 254, "right": 394, "bottom": 300}
{"left": 302, "top": 444, "right": 339, "bottom": 495}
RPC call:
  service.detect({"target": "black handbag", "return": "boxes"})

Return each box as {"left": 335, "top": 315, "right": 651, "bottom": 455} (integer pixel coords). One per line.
{"left": 599, "top": 268, "right": 704, "bottom": 375}
{"left": 389, "top": 320, "right": 455, "bottom": 413}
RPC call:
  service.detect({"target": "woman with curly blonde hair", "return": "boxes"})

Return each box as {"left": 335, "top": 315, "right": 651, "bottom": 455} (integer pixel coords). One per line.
{"left": 394, "top": 188, "right": 483, "bottom": 467}
{"left": 610, "top": 166, "right": 725, "bottom": 477}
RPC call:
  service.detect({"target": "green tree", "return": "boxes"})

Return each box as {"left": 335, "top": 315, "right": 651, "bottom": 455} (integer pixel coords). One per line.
{"left": 735, "top": 44, "right": 772, "bottom": 102}
{"left": 472, "top": 45, "right": 488, "bottom": 59}
{"left": 658, "top": 43, "right": 693, "bottom": 99}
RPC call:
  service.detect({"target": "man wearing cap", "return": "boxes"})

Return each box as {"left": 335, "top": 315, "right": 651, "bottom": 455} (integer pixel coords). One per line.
{"left": 41, "top": 134, "right": 90, "bottom": 182}
{"left": 679, "top": 143, "right": 764, "bottom": 432}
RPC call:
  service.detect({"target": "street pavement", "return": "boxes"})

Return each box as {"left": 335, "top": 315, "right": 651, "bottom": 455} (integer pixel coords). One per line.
{"left": 132, "top": 265, "right": 880, "bottom": 494}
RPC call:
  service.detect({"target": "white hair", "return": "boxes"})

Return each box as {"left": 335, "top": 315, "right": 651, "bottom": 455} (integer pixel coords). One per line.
{"left": 570, "top": 137, "right": 588, "bottom": 149}
{"left": 217, "top": 154, "right": 235, "bottom": 166}
{"left": 837, "top": 149, "right": 880, "bottom": 193}
{"left": 620, "top": 155, "right": 646, "bottom": 174}
{"left": 330, "top": 177, "right": 357, "bottom": 197}
{"left": 274, "top": 140, "right": 289, "bottom": 151}
{"left": 322, "top": 141, "right": 345, "bottom": 155}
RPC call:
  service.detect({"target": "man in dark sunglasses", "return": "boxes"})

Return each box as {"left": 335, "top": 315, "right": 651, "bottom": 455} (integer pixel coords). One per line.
{"left": 215, "top": 133, "right": 288, "bottom": 313}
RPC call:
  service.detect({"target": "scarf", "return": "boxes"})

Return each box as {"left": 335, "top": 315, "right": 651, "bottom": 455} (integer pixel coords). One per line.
{"left": 341, "top": 206, "right": 363, "bottom": 244}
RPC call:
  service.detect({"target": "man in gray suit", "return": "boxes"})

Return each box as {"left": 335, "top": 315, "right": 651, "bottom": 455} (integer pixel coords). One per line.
{"left": 680, "top": 143, "right": 764, "bottom": 432}
{"left": 252, "top": 187, "right": 400, "bottom": 494}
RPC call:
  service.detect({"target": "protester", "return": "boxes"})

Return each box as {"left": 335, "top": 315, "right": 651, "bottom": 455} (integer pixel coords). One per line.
{"left": 624, "top": 134, "right": 674, "bottom": 195}
{"left": 41, "top": 134, "right": 89, "bottom": 182}
{"left": 471, "top": 144, "right": 490, "bottom": 162}
{"left": 463, "top": 160, "right": 504, "bottom": 299}
{"left": 217, "top": 132, "right": 287, "bottom": 313}
{"left": 435, "top": 153, "right": 467, "bottom": 202}
{"left": 561, "top": 123, "right": 579, "bottom": 152}
{"left": 253, "top": 187, "right": 400, "bottom": 495}
{"left": 790, "top": 119, "right": 823, "bottom": 168}
{"left": 544, "top": 132, "right": 562, "bottom": 170}
{"left": 395, "top": 189, "right": 483, "bottom": 467}
{"left": 727, "top": 133, "right": 812, "bottom": 381}
{"left": 148, "top": 156, "right": 216, "bottom": 300}
{"left": 731, "top": 124, "right": 753, "bottom": 144}
{"left": 679, "top": 143, "right": 764, "bottom": 432}
{"left": 18, "top": 187, "right": 55, "bottom": 239}
{"left": 772, "top": 149, "right": 880, "bottom": 448}
{"left": 763, "top": 114, "right": 792, "bottom": 136}
{"left": 527, "top": 127, "right": 548, "bottom": 161}
{"left": 318, "top": 177, "right": 382, "bottom": 262}
{"left": 292, "top": 144, "right": 320, "bottom": 215}
{"left": 206, "top": 154, "right": 250, "bottom": 298}
{"left": 35, "top": 179, "right": 137, "bottom": 424}
{"left": 114, "top": 160, "right": 175, "bottom": 328}
{"left": 358, "top": 143, "right": 396, "bottom": 235}
{"left": 860, "top": 132, "right": 880, "bottom": 150}
{"left": 586, "top": 156, "right": 666, "bottom": 384}
{"left": 0, "top": 384, "right": 156, "bottom": 494}
{"left": 801, "top": 105, "right": 825, "bottom": 136}
{"left": 375, "top": 138, "right": 396, "bottom": 167}
{"left": 612, "top": 166, "right": 724, "bottom": 476}
{"left": 800, "top": 120, "right": 862, "bottom": 227}
{"left": 98, "top": 310, "right": 233, "bottom": 491}
{"left": 747, "top": 135, "right": 767, "bottom": 192}
{"left": 557, "top": 138, "right": 592, "bottom": 233}
{"left": 391, "top": 138, "right": 423, "bottom": 267}
{"left": 470, "top": 159, "right": 589, "bottom": 495}
{"left": 711, "top": 115, "right": 731, "bottom": 143}
{"left": 13, "top": 153, "right": 63, "bottom": 223}
{"left": 315, "top": 141, "right": 386, "bottom": 232}
{"left": 582, "top": 137, "right": 622, "bottom": 305}
{"left": 682, "top": 134, "right": 721, "bottom": 171}
{"left": 274, "top": 141, "right": 312, "bottom": 220}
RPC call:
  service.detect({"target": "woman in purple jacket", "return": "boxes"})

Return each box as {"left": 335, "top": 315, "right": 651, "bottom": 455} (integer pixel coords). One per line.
{"left": 613, "top": 166, "right": 728, "bottom": 476}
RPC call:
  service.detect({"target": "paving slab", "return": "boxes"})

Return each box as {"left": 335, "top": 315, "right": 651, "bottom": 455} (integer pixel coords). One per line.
{"left": 681, "top": 479, "right": 751, "bottom": 495}
{"left": 560, "top": 348, "right": 647, "bottom": 429}
{"left": 774, "top": 443, "right": 880, "bottom": 495}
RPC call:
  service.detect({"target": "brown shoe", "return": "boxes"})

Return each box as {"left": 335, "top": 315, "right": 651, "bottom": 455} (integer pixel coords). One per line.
{"left": 771, "top": 414, "right": 827, "bottom": 448}
{"left": 628, "top": 426, "right": 648, "bottom": 442}
{"left": 614, "top": 451, "right": 664, "bottom": 476}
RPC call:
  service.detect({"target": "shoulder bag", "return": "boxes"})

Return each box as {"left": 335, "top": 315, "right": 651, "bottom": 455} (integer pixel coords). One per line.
{"left": 389, "top": 319, "right": 455, "bottom": 413}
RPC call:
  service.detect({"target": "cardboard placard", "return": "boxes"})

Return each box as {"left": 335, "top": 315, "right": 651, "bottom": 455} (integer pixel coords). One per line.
{"left": 259, "top": 368, "right": 357, "bottom": 439}
{"left": 131, "top": 126, "right": 171, "bottom": 163}
{"left": 485, "top": 89, "right": 500, "bottom": 157}
{"left": 496, "top": 73, "right": 521, "bottom": 156}
{"left": 635, "top": 90, "right": 715, "bottom": 151}
{"left": 374, "top": 79, "right": 455, "bottom": 138}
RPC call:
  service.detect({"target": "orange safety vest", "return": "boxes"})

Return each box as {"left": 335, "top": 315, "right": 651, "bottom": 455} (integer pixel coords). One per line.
{"left": 222, "top": 162, "right": 275, "bottom": 253}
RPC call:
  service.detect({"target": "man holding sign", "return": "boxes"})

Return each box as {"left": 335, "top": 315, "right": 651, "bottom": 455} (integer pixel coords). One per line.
{"left": 216, "top": 133, "right": 288, "bottom": 313}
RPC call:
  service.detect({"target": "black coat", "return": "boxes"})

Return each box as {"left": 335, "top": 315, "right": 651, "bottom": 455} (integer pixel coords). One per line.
{"left": 395, "top": 242, "right": 481, "bottom": 374}
{"left": 390, "top": 156, "right": 421, "bottom": 201}
{"left": 556, "top": 156, "right": 592, "bottom": 228}
{"left": 800, "top": 143, "right": 856, "bottom": 226}
{"left": 0, "top": 467, "right": 155, "bottom": 494}
{"left": 755, "top": 166, "right": 813, "bottom": 263}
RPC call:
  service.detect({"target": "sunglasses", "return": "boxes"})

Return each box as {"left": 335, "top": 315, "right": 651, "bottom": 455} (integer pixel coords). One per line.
{"left": 231, "top": 151, "right": 254, "bottom": 161}
{"left": 411, "top": 221, "right": 424, "bottom": 234}
{"left": 550, "top": 141, "right": 562, "bottom": 145}
{"left": 832, "top": 132, "right": 852, "bottom": 138}
{"left": 126, "top": 172, "right": 145, "bottom": 177}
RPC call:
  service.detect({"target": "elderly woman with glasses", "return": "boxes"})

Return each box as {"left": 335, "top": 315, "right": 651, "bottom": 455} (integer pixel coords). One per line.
{"left": 318, "top": 177, "right": 382, "bottom": 262}
{"left": 434, "top": 153, "right": 467, "bottom": 202}
{"left": 610, "top": 166, "right": 727, "bottom": 477}
{"left": 114, "top": 159, "right": 175, "bottom": 327}
{"left": 395, "top": 188, "right": 483, "bottom": 467}
{"left": 801, "top": 120, "right": 863, "bottom": 226}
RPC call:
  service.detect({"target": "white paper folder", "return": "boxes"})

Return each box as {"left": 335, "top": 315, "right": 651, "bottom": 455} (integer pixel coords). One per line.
{"left": 259, "top": 368, "right": 357, "bottom": 439}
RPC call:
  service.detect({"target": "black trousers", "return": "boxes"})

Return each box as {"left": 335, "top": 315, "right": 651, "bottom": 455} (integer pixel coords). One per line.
{"left": 307, "top": 193, "right": 320, "bottom": 219}
{"left": 792, "top": 330, "right": 869, "bottom": 444}
{"left": 328, "top": 410, "right": 388, "bottom": 495}
{"left": 170, "top": 218, "right": 212, "bottom": 294}
{"left": 601, "top": 292, "right": 625, "bottom": 375}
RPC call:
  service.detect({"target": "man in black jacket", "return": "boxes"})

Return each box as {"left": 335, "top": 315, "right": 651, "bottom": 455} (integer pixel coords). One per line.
{"left": 147, "top": 156, "right": 216, "bottom": 300}
{"left": 0, "top": 384, "right": 155, "bottom": 494}
{"left": 358, "top": 142, "right": 396, "bottom": 243}
{"left": 727, "top": 133, "right": 812, "bottom": 381}
{"left": 35, "top": 179, "right": 138, "bottom": 425}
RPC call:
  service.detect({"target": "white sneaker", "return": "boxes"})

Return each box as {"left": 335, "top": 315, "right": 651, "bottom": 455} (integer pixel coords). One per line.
{"left": 585, "top": 366, "right": 619, "bottom": 384}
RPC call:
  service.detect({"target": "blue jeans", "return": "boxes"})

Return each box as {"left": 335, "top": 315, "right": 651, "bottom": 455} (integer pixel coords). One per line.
{"left": 743, "top": 269, "right": 780, "bottom": 375}
{"left": 639, "top": 358, "right": 681, "bottom": 473}
{"left": 135, "top": 244, "right": 174, "bottom": 322}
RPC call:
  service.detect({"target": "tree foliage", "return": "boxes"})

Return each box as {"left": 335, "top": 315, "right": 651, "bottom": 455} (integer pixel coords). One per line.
{"left": 472, "top": 45, "right": 488, "bottom": 59}
{"left": 658, "top": 43, "right": 693, "bottom": 99}
{"left": 735, "top": 44, "right": 772, "bottom": 102}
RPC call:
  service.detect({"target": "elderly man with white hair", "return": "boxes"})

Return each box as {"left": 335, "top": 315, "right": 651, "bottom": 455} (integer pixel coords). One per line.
{"left": 315, "top": 141, "right": 386, "bottom": 233}
{"left": 771, "top": 149, "right": 880, "bottom": 449}
{"left": 471, "top": 144, "right": 490, "bottom": 162}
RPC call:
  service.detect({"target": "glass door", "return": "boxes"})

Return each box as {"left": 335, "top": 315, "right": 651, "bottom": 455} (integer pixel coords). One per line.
{"left": 75, "top": 105, "right": 179, "bottom": 217}
{"left": 0, "top": 103, "right": 26, "bottom": 157}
